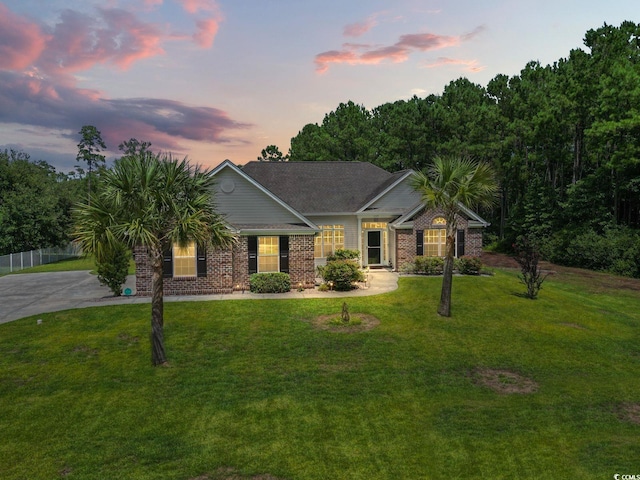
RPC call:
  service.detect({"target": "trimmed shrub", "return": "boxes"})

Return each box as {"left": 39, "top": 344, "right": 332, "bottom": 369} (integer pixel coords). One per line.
{"left": 249, "top": 272, "right": 291, "bottom": 293}
{"left": 327, "top": 249, "right": 360, "bottom": 261}
{"left": 320, "top": 260, "right": 365, "bottom": 291}
{"left": 456, "top": 256, "right": 483, "bottom": 275}
{"left": 399, "top": 262, "right": 416, "bottom": 274}
{"left": 96, "top": 243, "right": 130, "bottom": 296}
{"left": 414, "top": 256, "right": 444, "bottom": 275}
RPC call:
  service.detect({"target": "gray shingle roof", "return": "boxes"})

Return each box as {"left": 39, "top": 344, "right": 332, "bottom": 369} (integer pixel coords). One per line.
{"left": 241, "top": 161, "right": 408, "bottom": 213}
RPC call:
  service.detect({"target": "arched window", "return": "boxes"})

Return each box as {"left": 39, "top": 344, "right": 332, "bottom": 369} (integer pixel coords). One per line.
{"left": 425, "top": 217, "right": 447, "bottom": 256}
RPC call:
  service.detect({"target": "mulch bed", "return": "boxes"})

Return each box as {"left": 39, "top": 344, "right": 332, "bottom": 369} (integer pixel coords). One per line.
{"left": 471, "top": 368, "right": 538, "bottom": 395}
{"left": 310, "top": 313, "right": 380, "bottom": 333}
{"left": 616, "top": 403, "right": 640, "bottom": 425}
{"left": 191, "top": 468, "right": 286, "bottom": 480}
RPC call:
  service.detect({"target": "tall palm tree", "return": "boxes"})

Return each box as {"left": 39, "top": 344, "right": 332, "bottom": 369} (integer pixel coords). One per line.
{"left": 74, "top": 152, "right": 234, "bottom": 365}
{"left": 412, "top": 156, "right": 498, "bottom": 317}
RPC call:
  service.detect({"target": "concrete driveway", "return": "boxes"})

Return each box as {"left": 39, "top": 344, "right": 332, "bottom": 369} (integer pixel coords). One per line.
{"left": 0, "top": 271, "right": 138, "bottom": 324}
{"left": 0, "top": 269, "right": 398, "bottom": 324}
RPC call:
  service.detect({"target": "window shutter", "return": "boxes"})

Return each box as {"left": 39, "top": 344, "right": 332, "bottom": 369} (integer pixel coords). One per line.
{"left": 416, "top": 230, "right": 424, "bottom": 256}
{"left": 279, "top": 236, "right": 289, "bottom": 273}
{"left": 456, "top": 229, "right": 466, "bottom": 258}
{"left": 197, "top": 245, "right": 207, "bottom": 277}
{"left": 162, "top": 246, "right": 173, "bottom": 278}
{"left": 248, "top": 236, "right": 258, "bottom": 274}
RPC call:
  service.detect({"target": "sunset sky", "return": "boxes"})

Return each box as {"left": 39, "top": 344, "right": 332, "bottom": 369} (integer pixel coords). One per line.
{"left": 0, "top": 0, "right": 637, "bottom": 172}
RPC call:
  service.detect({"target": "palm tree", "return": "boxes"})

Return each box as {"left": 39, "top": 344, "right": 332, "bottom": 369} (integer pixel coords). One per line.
{"left": 74, "top": 152, "right": 234, "bottom": 365}
{"left": 411, "top": 156, "right": 498, "bottom": 317}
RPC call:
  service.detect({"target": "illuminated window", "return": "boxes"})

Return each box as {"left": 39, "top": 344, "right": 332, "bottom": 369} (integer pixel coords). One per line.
{"left": 432, "top": 217, "right": 447, "bottom": 226}
{"left": 314, "top": 225, "right": 344, "bottom": 258}
{"left": 258, "top": 236, "right": 279, "bottom": 272}
{"left": 173, "top": 242, "right": 196, "bottom": 277}
{"left": 362, "top": 222, "right": 388, "bottom": 229}
{"left": 424, "top": 229, "right": 446, "bottom": 257}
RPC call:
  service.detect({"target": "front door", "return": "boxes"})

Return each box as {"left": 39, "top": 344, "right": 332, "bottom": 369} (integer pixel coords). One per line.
{"left": 367, "top": 231, "right": 382, "bottom": 265}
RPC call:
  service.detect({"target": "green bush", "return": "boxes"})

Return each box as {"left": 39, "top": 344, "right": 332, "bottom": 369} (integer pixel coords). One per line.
{"left": 456, "top": 256, "right": 483, "bottom": 275}
{"left": 96, "top": 243, "right": 130, "bottom": 296}
{"left": 399, "top": 262, "right": 416, "bottom": 274}
{"left": 249, "top": 272, "right": 291, "bottom": 293}
{"left": 542, "top": 227, "right": 640, "bottom": 278}
{"left": 414, "top": 256, "right": 444, "bottom": 275}
{"left": 320, "top": 260, "right": 365, "bottom": 291}
{"left": 326, "top": 249, "right": 360, "bottom": 261}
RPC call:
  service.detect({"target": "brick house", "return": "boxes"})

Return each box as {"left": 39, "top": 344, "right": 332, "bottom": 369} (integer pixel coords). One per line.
{"left": 134, "top": 160, "right": 489, "bottom": 295}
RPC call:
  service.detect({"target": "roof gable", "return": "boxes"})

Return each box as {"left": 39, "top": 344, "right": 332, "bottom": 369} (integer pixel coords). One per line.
{"left": 359, "top": 171, "right": 419, "bottom": 213}
{"left": 210, "top": 160, "right": 316, "bottom": 231}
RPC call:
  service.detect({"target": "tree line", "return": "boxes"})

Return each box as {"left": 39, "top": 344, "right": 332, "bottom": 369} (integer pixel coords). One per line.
{"left": 3, "top": 22, "right": 638, "bottom": 277}
{"left": 0, "top": 129, "right": 149, "bottom": 256}
{"left": 281, "top": 21, "right": 640, "bottom": 277}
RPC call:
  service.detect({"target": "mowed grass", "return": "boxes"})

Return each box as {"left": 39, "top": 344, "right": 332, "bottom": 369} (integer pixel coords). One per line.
{"left": 0, "top": 270, "right": 639, "bottom": 479}
{"left": 5, "top": 255, "right": 135, "bottom": 275}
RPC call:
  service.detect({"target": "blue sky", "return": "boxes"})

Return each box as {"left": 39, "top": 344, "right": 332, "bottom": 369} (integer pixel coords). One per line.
{"left": 0, "top": 0, "right": 638, "bottom": 172}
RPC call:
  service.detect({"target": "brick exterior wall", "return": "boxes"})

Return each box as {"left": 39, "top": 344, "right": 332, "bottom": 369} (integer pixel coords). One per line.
{"left": 396, "top": 229, "right": 416, "bottom": 268}
{"left": 395, "top": 208, "right": 484, "bottom": 270}
{"left": 288, "top": 234, "right": 316, "bottom": 289}
{"left": 133, "top": 246, "right": 153, "bottom": 295}
{"left": 466, "top": 228, "right": 483, "bottom": 257}
{"left": 135, "top": 234, "right": 316, "bottom": 296}
{"left": 134, "top": 244, "right": 234, "bottom": 296}
{"left": 232, "top": 237, "right": 249, "bottom": 290}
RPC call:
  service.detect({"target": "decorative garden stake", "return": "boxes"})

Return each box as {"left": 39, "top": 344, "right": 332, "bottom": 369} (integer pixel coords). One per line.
{"left": 342, "top": 302, "right": 350, "bottom": 323}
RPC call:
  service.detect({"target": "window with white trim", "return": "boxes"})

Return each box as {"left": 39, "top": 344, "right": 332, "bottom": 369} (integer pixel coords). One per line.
{"left": 314, "top": 225, "right": 344, "bottom": 258}
{"left": 258, "top": 236, "right": 279, "bottom": 272}
{"left": 424, "top": 217, "right": 447, "bottom": 257}
{"left": 173, "top": 242, "right": 197, "bottom": 277}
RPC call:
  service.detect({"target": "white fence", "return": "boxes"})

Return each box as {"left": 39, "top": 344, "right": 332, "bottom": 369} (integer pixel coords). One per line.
{"left": 0, "top": 244, "right": 82, "bottom": 275}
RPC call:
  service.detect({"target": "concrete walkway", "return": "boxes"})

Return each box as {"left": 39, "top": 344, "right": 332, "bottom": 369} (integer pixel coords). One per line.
{"left": 0, "top": 269, "right": 398, "bottom": 324}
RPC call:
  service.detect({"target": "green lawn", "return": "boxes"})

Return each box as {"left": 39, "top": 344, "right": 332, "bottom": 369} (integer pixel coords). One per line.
{"left": 4, "top": 255, "right": 135, "bottom": 275}
{"left": 1, "top": 270, "right": 639, "bottom": 479}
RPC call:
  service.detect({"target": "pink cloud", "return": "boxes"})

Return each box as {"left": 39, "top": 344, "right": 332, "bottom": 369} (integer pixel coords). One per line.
{"left": 315, "top": 26, "right": 486, "bottom": 73}
{"left": 193, "top": 17, "right": 221, "bottom": 48}
{"left": 0, "top": 3, "right": 223, "bottom": 79}
{"left": 422, "top": 57, "right": 486, "bottom": 72}
{"left": 314, "top": 50, "right": 359, "bottom": 74}
{"left": 38, "top": 8, "right": 165, "bottom": 73}
{"left": 0, "top": 4, "right": 48, "bottom": 71}
{"left": 0, "top": 71, "right": 252, "bottom": 152}
{"left": 344, "top": 17, "right": 377, "bottom": 37}
{"left": 178, "top": 0, "right": 218, "bottom": 14}
{"left": 0, "top": 3, "right": 244, "bottom": 159}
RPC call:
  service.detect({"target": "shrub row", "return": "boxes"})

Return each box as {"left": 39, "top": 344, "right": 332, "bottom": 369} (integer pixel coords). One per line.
{"left": 400, "top": 255, "right": 483, "bottom": 275}
{"left": 249, "top": 272, "right": 291, "bottom": 293}
{"left": 541, "top": 226, "right": 640, "bottom": 278}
